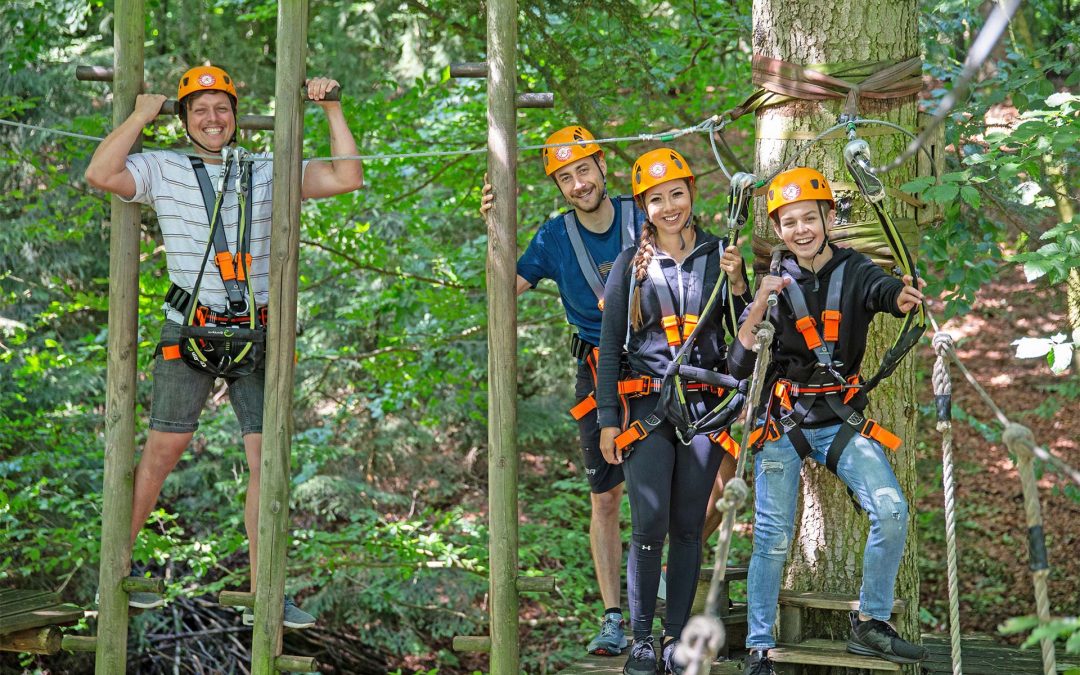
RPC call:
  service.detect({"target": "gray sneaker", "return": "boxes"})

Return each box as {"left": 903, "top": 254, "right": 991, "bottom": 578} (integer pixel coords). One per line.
{"left": 846, "top": 611, "right": 928, "bottom": 664}
{"left": 242, "top": 596, "right": 316, "bottom": 629}
{"left": 587, "top": 611, "right": 628, "bottom": 655}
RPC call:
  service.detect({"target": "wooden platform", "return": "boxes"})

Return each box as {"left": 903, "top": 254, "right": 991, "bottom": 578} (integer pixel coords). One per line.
{"left": 557, "top": 648, "right": 742, "bottom": 674}
{"left": 0, "top": 589, "right": 84, "bottom": 654}
{"left": 920, "top": 634, "right": 1079, "bottom": 674}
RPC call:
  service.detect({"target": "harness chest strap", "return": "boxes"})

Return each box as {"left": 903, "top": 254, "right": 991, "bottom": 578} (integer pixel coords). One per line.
{"left": 565, "top": 195, "right": 637, "bottom": 309}
{"left": 645, "top": 254, "right": 708, "bottom": 353}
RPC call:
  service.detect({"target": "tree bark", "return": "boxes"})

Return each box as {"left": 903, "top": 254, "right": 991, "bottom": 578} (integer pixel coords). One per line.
{"left": 751, "top": 2, "right": 922, "bottom": 671}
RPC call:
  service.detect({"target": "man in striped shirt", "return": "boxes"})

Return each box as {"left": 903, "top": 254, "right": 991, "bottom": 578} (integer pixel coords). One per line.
{"left": 85, "top": 65, "right": 362, "bottom": 627}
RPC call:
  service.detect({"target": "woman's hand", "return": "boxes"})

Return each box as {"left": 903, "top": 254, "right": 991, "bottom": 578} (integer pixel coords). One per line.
{"left": 897, "top": 274, "right": 926, "bottom": 314}
{"left": 720, "top": 244, "right": 747, "bottom": 295}
{"left": 600, "top": 426, "right": 624, "bottom": 464}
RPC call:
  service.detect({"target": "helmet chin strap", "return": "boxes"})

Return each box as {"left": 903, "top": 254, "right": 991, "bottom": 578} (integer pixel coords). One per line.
{"left": 815, "top": 201, "right": 831, "bottom": 256}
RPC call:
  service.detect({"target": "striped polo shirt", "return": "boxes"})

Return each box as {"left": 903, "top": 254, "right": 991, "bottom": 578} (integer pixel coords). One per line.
{"left": 123, "top": 150, "right": 282, "bottom": 323}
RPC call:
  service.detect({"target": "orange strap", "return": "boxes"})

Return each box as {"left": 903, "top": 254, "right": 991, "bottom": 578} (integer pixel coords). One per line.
{"left": 161, "top": 344, "right": 181, "bottom": 360}
{"left": 774, "top": 381, "right": 794, "bottom": 412}
{"left": 235, "top": 253, "right": 253, "bottom": 282}
{"left": 570, "top": 395, "right": 597, "bottom": 420}
{"left": 822, "top": 309, "right": 842, "bottom": 343}
{"left": 614, "top": 420, "right": 647, "bottom": 451}
{"left": 682, "top": 314, "right": 699, "bottom": 341}
{"left": 860, "top": 419, "right": 902, "bottom": 451}
{"left": 661, "top": 315, "right": 682, "bottom": 347}
{"left": 215, "top": 251, "right": 237, "bottom": 281}
{"left": 747, "top": 419, "right": 781, "bottom": 448}
{"left": 794, "top": 315, "right": 821, "bottom": 351}
{"left": 710, "top": 429, "right": 741, "bottom": 459}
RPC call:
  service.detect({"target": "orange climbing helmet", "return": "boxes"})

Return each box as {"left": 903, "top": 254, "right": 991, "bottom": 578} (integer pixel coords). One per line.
{"left": 177, "top": 65, "right": 238, "bottom": 104}
{"left": 631, "top": 148, "right": 695, "bottom": 207}
{"left": 542, "top": 126, "right": 603, "bottom": 176}
{"left": 766, "top": 167, "right": 834, "bottom": 217}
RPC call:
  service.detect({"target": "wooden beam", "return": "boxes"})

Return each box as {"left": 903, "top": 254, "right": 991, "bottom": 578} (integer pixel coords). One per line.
{"left": 274, "top": 654, "right": 319, "bottom": 672}
{"left": 63, "top": 635, "right": 98, "bottom": 653}
{"left": 485, "top": 1, "right": 520, "bottom": 673}
{"left": 95, "top": 1, "right": 144, "bottom": 672}
{"left": 0, "top": 626, "right": 62, "bottom": 655}
{"left": 452, "top": 636, "right": 492, "bottom": 653}
{"left": 250, "top": 1, "right": 308, "bottom": 673}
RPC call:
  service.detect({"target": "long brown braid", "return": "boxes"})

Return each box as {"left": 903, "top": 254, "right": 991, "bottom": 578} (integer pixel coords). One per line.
{"left": 629, "top": 221, "right": 658, "bottom": 330}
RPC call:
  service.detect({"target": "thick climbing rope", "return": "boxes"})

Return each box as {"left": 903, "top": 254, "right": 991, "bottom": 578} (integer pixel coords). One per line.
{"left": 929, "top": 312, "right": 1069, "bottom": 675}
{"left": 676, "top": 319, "right": 776, "bottom": 675}
{"left": 927, "top": 311, "right": 1080, "bottom": 486}
{"left": 932, "top": 332, "right": 964, "bottom": 675}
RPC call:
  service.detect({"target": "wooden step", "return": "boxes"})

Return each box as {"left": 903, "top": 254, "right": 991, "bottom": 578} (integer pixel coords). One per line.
{"left": 777, "top": 590, "right": 907, "bottom": 613}
{"left": 698, "top": 565, "right": 749, "bottom": 583}
{"left": 770, "top": 639, "right": 901, "bottom": 671}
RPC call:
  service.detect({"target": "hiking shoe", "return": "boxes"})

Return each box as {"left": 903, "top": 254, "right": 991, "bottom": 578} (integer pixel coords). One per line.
{"left": 623, "top": 635, "right": 659, "bottom": 675}
{"left": 743, "top": 649, "right": 774, "bottom": 675}
{"left": 661, "top": 638, "right": 684, "bottom": 674}
{"left": 846, "top": 611, "right": 928, "bottom": 664}
{"left": 587, "top": 611, "right": 628, "bottom": 655}
{"left": 242, "top": 597, "right": 317, "bottom": 629}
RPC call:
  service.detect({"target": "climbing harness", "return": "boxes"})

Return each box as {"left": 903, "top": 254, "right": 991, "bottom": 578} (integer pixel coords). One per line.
{"left": 610, "top": 239, "right": 746, "bottom": 456}
{"left": 564, "top": 195, "right": 638, "bottom": 311}
{"left": 156, "top": 146, "right": 266, "bottom": 378}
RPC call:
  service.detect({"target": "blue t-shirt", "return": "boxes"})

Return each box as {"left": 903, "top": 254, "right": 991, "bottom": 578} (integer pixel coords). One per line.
{"left": 517, "top": 196, "right": 645, "bottom": 346}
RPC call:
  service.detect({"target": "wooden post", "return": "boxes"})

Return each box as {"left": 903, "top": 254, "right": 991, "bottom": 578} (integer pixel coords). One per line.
{"left": 485, "top": 0, "right": 520, "bottom": 672}
{"left": 250, "top": 1, "right": 308, "bottom": 672}
{"left": 95, "top": 0, "right": 144, "bottom": 672}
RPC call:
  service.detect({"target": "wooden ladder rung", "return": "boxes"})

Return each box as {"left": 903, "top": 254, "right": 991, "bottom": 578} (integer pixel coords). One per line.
{"left": 771, "top": 639, "right": 902, "bottom": 670}
{"left": 777, "top": 590, "right": 907, "bottom": 613}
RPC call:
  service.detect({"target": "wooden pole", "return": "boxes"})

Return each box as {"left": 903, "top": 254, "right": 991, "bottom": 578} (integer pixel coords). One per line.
{"left": 95, "top": 0, "right": 143, "bottom": 671}
{"left": 250, "top": 0, "right": 307, "bottom": 672}
{"left": 485, "top": 0, "right": 520, "bottom": 672}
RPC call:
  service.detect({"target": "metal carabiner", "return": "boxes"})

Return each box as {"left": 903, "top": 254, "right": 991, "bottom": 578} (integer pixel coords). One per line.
{"left": 843, "top": 139, "right": 885, "bottom": 204}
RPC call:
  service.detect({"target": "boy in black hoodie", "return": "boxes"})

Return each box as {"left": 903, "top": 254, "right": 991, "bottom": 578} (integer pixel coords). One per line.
{"left": 728, "top": 168, "right": 927, "bottom": 675}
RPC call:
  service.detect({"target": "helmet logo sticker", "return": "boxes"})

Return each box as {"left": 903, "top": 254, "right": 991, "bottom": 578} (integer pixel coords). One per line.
{"left": 555, "top": 146, "right": 573, "bottom": 161}
{"left": 649, "top": 162, "right": 667, "bottom": 179}
{"left": 781, "top": 183, "right": 801, "bottom": 201}
{"left": 198, "top": 74, "right": 217, "bottom": 87}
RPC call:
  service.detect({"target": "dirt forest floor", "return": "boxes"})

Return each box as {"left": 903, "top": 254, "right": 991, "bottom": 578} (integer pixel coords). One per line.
{"left": 915, "top": 263, "right": 1080, "bottom": 639}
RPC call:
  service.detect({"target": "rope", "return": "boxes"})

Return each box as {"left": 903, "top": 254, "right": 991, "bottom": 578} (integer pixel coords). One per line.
{"left": 932, "top": 332, "right": 963, "bottom": 675}
{"left": 927, "top": 310, "right": 1080, "bottom": 486}
{"left": 1002, "top": 423, "right": 1058, "bottom": 675}
{"left": 677, "top": 320, "right": 775, "bottom": 675}
{"left": 0, "top": 115, "right": 728, "bottom": 165}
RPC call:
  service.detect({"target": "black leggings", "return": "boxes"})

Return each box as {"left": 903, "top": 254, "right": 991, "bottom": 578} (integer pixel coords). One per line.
{"left": 622, "top": 394, "right": 725, "bottom": 641}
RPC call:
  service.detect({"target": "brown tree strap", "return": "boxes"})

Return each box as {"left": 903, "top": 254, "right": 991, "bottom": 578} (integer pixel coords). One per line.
{"left": 735, "top": 55, "right": 923, "bottom": 119}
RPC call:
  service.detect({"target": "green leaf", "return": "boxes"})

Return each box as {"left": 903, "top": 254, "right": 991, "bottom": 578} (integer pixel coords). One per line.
{"left": 959, "top": 185, "right": 980, "bottom": 208}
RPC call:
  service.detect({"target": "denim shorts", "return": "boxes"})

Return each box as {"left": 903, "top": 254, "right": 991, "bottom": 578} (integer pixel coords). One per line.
{"left": 148, "top": 321, "right": 265, "bottom": 435}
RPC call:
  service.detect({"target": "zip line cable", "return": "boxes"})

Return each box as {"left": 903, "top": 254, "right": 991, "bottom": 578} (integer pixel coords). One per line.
{"left": 0, "top": 114, "right": 731, "bottom": 166}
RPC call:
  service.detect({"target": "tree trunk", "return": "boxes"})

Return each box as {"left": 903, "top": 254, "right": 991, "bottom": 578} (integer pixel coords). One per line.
{"left": 751, "top": 2, "right": 922, "bottom": 671}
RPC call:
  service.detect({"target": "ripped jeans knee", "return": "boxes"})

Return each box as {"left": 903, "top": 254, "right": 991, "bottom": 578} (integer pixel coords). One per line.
{"left": 868, "top": 485, "right": 909, "bottom": 542}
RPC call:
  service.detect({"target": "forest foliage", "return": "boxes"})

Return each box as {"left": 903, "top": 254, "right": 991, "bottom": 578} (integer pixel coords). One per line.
{"left": 0, "top": 0, "right": 1077, "bottom": 672}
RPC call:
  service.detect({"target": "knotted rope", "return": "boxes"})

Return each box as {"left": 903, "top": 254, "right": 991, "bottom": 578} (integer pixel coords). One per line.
{"left": 678, "top": 320, "right": 776, "bottom": 674}
{"left": 933, "top": 332, "right": 963, "bottom": 675}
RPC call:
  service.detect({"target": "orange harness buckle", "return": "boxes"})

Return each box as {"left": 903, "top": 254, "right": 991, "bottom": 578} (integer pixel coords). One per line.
{"left": 614, "top": 419, "right": 647, "bottom": 451}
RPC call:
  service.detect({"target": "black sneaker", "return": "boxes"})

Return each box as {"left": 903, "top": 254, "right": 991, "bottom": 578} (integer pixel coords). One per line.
{"left": 661, "top": 638, "right": 684, "bottom": 675}
{"left": 846, "top": 611, "right": 929, "bottom": 664}
{"left": 743, "top": 649, "right": 774, "bottom": 675}
{"left": 623, "top": 635, "right": 659, "bottom": 675}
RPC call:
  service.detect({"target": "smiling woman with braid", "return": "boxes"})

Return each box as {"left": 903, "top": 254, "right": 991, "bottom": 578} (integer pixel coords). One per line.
{"left": 595, "top": 148, "right": 751, "bottom": 675}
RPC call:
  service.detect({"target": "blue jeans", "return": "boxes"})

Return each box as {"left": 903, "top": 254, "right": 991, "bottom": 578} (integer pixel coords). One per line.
{"left": 746, "top": 423, "right": 909, "bottom": 649}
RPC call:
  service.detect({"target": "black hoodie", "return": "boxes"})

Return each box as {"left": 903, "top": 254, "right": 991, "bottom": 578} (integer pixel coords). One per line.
{"left": 727, "top": 244, "right": 906, "bottom": 427}
{"left": 596, "top": 227, "right": 752, "bottom": 429}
